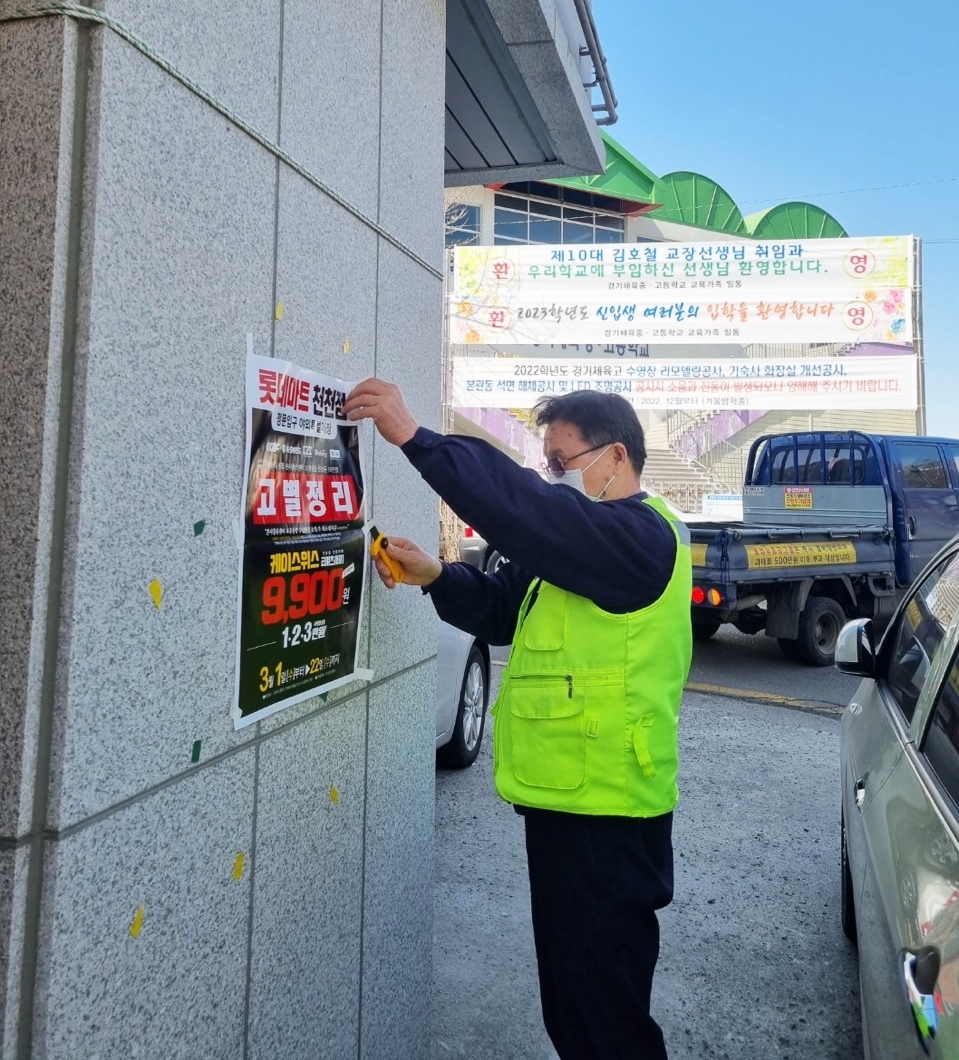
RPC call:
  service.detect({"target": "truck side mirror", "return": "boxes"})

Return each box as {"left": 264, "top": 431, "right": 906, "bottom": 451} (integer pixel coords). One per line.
{"left": 835, "top": 618, "right": 876, "bottom": 677}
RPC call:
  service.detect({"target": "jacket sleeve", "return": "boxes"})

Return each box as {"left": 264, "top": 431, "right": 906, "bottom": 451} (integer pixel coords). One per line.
{"left": 423, "top": 560, "right": 535, "bottom": 646}
{"left": 400, "top": 427, "right": 677, "bottom": 614}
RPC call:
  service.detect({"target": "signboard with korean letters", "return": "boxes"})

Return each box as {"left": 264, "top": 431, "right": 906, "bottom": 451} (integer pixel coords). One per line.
{"left": 448, "top": 237, "right": 918, "bottom": 413}
{"left": 449, "top": 237, "right": 914, "bottom": 346}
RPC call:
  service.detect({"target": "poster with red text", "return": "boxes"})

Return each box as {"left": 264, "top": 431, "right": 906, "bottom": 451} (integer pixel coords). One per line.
{"left": 233, "top": 355, "right": 367, "bottom": 729}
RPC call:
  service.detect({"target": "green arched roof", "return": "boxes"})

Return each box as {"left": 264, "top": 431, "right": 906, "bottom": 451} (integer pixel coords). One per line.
{"left": 649, "top": 172, "right": 747, "bottom": 235}
{"left": 744, "top": 202, "right": 848, "bottom": 239}
{"left": 546, "top": 130, "right": 658, "bottom": 203}
{"left": 542, "top": 133, "right": 846, "bottom": 239}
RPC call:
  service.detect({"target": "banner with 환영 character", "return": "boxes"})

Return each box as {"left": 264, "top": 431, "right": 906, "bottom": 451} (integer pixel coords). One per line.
{"left": 449, "top": 237, "right": 915, "bottom": 346}
{"left": 233, "top": 355, "right": 368, "bottom": 729}
{"left": 451, "top": 355, "right": 919, "bottom": 413}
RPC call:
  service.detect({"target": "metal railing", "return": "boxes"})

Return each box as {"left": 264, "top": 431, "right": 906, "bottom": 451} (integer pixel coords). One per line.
{"left": 664, "top": 409, "right": 744, "bottom": 492}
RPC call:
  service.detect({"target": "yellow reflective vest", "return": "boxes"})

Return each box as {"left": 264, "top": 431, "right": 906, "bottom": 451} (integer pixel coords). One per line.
{"left": 491, "top": 498, "right": 692, "bottom": 817}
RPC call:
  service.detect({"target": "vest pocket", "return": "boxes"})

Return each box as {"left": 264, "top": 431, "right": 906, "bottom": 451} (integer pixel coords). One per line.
{"left": 508, "top": 675, "right": 585, "bottom": 790}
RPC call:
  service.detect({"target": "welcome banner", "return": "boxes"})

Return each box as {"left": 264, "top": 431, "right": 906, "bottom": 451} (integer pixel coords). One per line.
{"left": 449, "top": 237, "right": 914, "bottom": 346}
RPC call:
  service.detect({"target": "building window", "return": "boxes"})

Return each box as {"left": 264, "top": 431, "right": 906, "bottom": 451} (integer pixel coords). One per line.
{"left": 445, "top": 203, "right": 480, "bottom": 246}
{"left": 493, "top": 190, "right": 625, "bottom": 246}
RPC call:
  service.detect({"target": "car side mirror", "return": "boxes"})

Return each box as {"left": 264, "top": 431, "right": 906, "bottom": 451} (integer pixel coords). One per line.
{"left": 835, "top": 618, "right": 876, "bottom": 677}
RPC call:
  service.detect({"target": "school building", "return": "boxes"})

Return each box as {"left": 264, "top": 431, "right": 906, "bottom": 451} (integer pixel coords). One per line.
{"left": 444, "top": 133, "right": 923, "bottom": 511}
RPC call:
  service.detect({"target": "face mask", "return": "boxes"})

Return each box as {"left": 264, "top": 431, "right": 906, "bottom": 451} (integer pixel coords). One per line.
{"left": 547, "top": 447, "right": 614, "bottom": 500}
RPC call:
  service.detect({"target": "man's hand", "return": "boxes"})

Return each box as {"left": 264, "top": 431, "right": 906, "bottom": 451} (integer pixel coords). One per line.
{"left": 344, "top": 378, "right": 418, "bottom": 446}
{"left": 372, "top": 536, "right": 442, "bottom": 590}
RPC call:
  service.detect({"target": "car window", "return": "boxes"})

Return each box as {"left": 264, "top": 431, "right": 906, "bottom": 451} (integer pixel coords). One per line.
{"left": 899, "top": 443, "right": 949, "bottom": 490}
{"left": 921, "top": 647, "right": 959, "bottom": 806}
{"left": 948, "top": 445, "right": 959, "bottom": 485}
{"left": 884, "top": 550, "right": 959, "bottom": 723}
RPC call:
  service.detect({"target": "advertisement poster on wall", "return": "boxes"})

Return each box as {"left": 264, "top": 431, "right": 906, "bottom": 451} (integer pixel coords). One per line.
{"left": 233, "top": 355, "right": 367, "bottom": 729}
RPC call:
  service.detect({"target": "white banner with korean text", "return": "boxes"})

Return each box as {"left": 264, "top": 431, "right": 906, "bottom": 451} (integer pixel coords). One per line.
{"left": 449, "top": 237, "right": 915, "bottom": 346}
{"left": 451, "top": 355, "right": 918, "bottom": 412}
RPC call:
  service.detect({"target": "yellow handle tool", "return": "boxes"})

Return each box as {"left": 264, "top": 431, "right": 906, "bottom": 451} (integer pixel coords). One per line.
{"left": 369, "top": 525, "right": 405, "bottom": 583}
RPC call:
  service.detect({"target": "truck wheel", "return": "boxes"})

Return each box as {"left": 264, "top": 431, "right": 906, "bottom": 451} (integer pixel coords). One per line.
{"left": 692, "top": 620, "right": 721, "bottom": 641}
{"left": 796, "top": 597, "right": 845, "bottom": 667}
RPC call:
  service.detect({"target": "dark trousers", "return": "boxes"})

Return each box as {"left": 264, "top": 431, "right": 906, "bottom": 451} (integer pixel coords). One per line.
{"left": 522, "top": 808, "right": 674, "bottom": 1060}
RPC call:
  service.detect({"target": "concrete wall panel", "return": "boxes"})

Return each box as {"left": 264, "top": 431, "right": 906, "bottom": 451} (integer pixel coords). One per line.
{"left": 360, "top": 662, "right": 435, "bottom": 1059}
{"left": 365, "top": 243, "right": 443, "bottom": 681}
{"left": 49, "top": 35, "right": 276, "bottom": 828}
{"left": 279, "top": 0, "right": 383, "bottom": 221}
{"left": 31, "top": 750, "right": 255, "bottom": 1060}
{"left": 0, "top": 18, "right": 72, "bottom": 841}
{"left": 99, "top": 0, "right": 281, "bottom": 136}
{"left": 247, "top": 703, "right": 366, "bottom": 1060}
{"left": 378, "top": 0, "right": 445, "bottom": 270}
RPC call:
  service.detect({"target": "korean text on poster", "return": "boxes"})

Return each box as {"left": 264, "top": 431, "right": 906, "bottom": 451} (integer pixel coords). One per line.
{"left": 233, "top": 355, "right": 368, "bottom": 728}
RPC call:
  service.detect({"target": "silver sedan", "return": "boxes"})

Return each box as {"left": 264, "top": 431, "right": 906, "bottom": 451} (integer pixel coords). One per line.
{"left": 436, "top": 621, "right": 490, "bottom": 768}
{"left": 838, "top": 533, "right": 959, "bottom": 1057}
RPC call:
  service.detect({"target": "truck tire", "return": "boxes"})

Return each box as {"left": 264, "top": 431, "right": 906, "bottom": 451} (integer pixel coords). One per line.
{"left": 796, "top": 597, "right": 845, "bottom": 667}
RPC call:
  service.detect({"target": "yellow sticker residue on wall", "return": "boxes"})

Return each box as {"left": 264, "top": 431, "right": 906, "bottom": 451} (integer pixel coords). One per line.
{"left": 233, "top": 853, "right": 245, "bottom": 881}
{"left": 744, "top": 541, "right": 857, "bottom": 570}
{"left": 148, "top": 580, "right": 163, "bottom": 609}
{"left": 129, "top": 905, "right": 145, "bottom": 939}
{"left": 329, "top": 785, "right": 340, "bottom": 805}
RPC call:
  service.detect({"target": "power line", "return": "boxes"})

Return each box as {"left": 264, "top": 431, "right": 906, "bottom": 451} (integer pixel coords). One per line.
{"left": 736, "top": 175, "right": 958, "bottom": 206}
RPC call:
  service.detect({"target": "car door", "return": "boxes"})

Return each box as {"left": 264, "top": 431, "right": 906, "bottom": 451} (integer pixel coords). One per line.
{"left": 888, "top": 441, "right": 959, "bottom": 579}
{"left": 852, "top": 546, "right": 959, "bottom": 1056}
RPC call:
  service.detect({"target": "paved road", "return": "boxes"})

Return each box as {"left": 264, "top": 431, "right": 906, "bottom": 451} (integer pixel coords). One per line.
{"left": 432, "top": 645, "right": 864, "bottom": 1059}
{"left": 688, "top": 623, "right": 862, "bottom": 712}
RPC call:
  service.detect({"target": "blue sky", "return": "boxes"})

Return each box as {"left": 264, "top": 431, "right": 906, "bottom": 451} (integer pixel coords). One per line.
{"left": 595, "top": 0, "right": 958, "bottom": 436}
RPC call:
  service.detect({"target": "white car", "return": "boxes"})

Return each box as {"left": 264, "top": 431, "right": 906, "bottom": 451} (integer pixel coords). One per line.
{"left": 436, "top": 621, "right": 490, "bottom": 768}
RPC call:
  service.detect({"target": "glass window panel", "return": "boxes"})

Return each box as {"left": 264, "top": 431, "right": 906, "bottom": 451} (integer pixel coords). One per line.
{"left": 884, "top": 551, "right": 959, "bottom": 722}
{"left": 562, "top": 188, "right": 594, "bottom": 209}
{"left": 593, "top": 214, "right": 625, "bottom": 232}
{"left": 593, "top": 227, "right": 622, "bottom": 244}
{"left": 494, "top": 208, "right": 527, "bottom": 243}
{"left": 922, "top": 648, "right": 959, "bottom": 806}
{"left": 494, "top": 194, "right": 528, "bottom": 212}
{"left": 528, "top": 217, "right": 562, "bottom": 244}
{"left": 444, "top": 204, "right": 480, "bottom": 246}
{"left": 562, "top": 221, "right": 594, "bottom": 244}
{"left": 947, "top": 445, "right": 959, "bottom": 484}
{"left": 900, "top": 444, "right": 949, "bottom": 489}
{"left": 528, "top": 199, "right": 562, "bottom": 219}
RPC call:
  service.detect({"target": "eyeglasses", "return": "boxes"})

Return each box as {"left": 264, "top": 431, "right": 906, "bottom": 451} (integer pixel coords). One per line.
{"left": 543, "top": 443, "right": 610, "bottom": 478}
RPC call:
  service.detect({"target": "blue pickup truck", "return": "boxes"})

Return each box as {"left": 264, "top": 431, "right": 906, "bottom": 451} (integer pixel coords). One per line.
{"left": 688, "top": 431, "right": 959, "bottom": 665}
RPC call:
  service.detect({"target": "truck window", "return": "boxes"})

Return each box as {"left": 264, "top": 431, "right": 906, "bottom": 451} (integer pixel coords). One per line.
{"left": 899, "top": 443, "right": 949, "bottom": 490}
{"left": 948, "top": 445, "right": 959, "bottom": 486}
{"left": 769, "top": 440, "right": 823, "bottom": 484}
{"left": 883, "top": 550, "right": 959, "bottom": 723}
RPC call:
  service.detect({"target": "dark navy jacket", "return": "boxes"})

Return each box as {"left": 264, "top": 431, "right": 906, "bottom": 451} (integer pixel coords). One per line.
{"left": 400, "top": 428, "right": 677, "bottom": 645}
